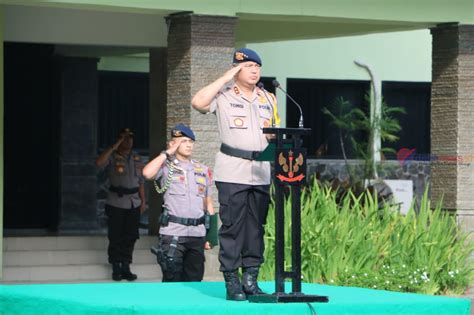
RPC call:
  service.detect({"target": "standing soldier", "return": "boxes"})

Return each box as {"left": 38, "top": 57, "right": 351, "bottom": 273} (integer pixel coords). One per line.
{"left": 95, "top": 128, "right": 146, "bottom": 281}
{"left": 143, "top": 124, "right": 214, "bottom": 282}
{"left": 192, "top": 48, "right": 280, "bottom": 300}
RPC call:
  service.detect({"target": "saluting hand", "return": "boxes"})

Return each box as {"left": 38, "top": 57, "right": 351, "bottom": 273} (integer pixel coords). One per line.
{"left": 222, "top": 65, "right": 242, "bottom": 83}
{"left": 112, "top": 136, "right": 124, "bottom": 150}
{"left": 166, "top": 138, "right": 183, "bottom": 156}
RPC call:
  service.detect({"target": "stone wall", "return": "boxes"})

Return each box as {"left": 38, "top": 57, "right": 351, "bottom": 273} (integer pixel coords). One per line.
{"left": 308, "top": 159, "right": 430, "bottom": 206}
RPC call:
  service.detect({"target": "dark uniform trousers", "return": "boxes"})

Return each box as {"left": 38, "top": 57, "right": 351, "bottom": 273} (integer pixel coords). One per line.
{"left": 106, "top": 204, "right": 140, "bottom": 264}
{"left": 216, "top": 182, "right": 270, "bottom": 272}
{"left": 159, "top": 235, "right": 206, "bottom": 282}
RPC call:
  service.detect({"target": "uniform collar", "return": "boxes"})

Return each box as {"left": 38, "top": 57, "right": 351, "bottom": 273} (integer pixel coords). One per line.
{"left": 173, "top": 158, "right": 192, "bottom": 168}
{"left": 233, "top": 83, "right": 257, "bottom": 103}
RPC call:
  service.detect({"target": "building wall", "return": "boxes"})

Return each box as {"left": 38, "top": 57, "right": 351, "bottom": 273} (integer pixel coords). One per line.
{"left": 248, "top": 29, "right": 432, "bottom": 125}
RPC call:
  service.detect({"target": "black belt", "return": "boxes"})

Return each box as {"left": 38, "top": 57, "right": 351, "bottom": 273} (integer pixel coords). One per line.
{"left": 109, "top": 186, "right": 139, "bottom": 197}
{"left": 220, "top": 143, "right": 262, "bottom": 160}
{"left": 168, "top": 214, "right": 206, "bottom": 226}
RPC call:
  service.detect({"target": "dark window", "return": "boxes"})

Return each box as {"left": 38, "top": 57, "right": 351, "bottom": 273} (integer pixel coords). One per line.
{"left": 286, "top": 78, "right": 370, "bottom": 158}
{"left": 286, "top": 78, "right": 431, "bottom": 159}
{"left": 98, "top": 71, "right": 149, "bottom": 153}
{"left": 382, "top": 81, "right": 431, "bottom": 156}
{"left": 4, "top": 42, "right": 60, "bottom": 229}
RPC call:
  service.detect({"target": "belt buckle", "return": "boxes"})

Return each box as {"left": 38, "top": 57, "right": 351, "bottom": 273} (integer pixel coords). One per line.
{"left": 251, "top": 151, "right": 260, "bottom": 160}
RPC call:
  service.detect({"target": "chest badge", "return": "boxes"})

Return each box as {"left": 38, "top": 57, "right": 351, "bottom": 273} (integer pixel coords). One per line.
{"left": 234, "top": 118, "right": 244, "bottom": 127}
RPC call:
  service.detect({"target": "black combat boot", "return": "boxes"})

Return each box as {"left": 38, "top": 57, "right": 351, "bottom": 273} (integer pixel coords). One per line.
{"left": 112, "top": 263, "right": 122, "bottom": 281}
{"left": 121, "top": 262, "right": 138, "bottom": 281}
{"left": 223, "top": 271, "right": 247, "bottom": 301}
{"left": 242, "top": 267, "right": 264, "bottom": 295}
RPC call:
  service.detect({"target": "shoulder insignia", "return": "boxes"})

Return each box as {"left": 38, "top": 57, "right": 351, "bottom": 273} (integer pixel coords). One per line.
{"left": 207, "top": 168, "right": 213, "bottom": 182}
{"left": 233, "top": 86, "right": 240, "bottom": 95}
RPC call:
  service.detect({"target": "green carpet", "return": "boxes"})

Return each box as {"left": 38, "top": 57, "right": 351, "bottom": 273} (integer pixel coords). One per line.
{"left": 0, "top": 282, "right": 470, "bottom": 314}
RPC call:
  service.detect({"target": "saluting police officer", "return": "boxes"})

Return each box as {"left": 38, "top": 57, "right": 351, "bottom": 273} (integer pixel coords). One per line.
{"left": 143, "top": 124, "right": 214, "bottom": 282}
{"left": 192, "top": 48, "right": 280, "bottom": 300}
{"left": 95, "top": 128, "right": 146, "bottom": 281}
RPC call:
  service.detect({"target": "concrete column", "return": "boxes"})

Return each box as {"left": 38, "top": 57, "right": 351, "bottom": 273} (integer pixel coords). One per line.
{"left": 57, "top": 56, "right": 99, "bottom": 230}
{"left": 431, "top": 24, "right": 474, "bottom": 230}
{"left": 0, "top": 5, "right": 4, "bottom": 279}
{"left": 165, "top": 13, "right": 237, "bottom": 167}
{"left": 148, "top": 47, "right": 167, "bottom": 235}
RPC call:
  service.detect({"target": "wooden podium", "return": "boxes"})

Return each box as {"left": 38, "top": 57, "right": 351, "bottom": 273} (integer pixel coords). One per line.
{"left": 249, "top": 128, "right": 329, "bottom": 303}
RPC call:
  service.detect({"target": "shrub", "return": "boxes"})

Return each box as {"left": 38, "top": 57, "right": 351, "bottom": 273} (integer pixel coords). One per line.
{"left": 260, "top": 179, "right": 474, "bottom": 295}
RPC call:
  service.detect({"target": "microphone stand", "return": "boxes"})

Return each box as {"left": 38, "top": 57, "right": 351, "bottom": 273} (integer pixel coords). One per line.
{"left": 272, "top": 80, "right": 304, "bottom": 128}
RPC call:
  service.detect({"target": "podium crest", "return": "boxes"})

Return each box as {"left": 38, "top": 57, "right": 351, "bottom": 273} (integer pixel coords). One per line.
{"left": 275, "top": 148, "right": 306, "bottom": 184}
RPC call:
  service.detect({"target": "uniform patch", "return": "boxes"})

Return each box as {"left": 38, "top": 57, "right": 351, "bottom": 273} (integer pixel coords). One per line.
{"left": 259, "top": 104, "right": 271, "bottom": 110}
{"left": 230, "top": 103, "right": 244, "bottom": 108}
{"left": 208, "top": 168, "right": 213, "bottom": 182}
{"left": 196, "top": 176, "right": 206, "bottom": 185}
{"left": 258, "top": 95, "right": 267, "bottom": 104}
{"left": 233, "top": 86, "right": 240, "bottom": 95}
{"left": 234, "top": 52, "right": 245, "bottom": 61}
{"left": 172, "top": 130, "right": 183, "bottom": 137}
{"left": 234, "top": 118, "right": 244, "bottom": 127}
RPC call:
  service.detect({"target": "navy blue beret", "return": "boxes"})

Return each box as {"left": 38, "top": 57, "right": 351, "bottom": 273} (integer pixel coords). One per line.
{"left": 171, "top": 124, "right": 195, "bottom": 141}
{"left": 233, "top": 48, "right": 262, "bottom": 66}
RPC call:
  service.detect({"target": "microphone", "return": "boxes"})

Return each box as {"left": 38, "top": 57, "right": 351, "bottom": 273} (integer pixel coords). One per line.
{"left": 257, "top": 82, "right": 275, "bottom": 128}
{"left": 272, "top": 79, "right": 304, "bottom": 128}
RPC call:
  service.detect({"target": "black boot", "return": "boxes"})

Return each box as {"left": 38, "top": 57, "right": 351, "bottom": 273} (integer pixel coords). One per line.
{"left": 112, "top": 263, "right": 122, "bottom": 281}
{"left": 121, "top": 263, "right": 138, "bottom": 281}
{"left": 242, "top": 267, "right": 264, "bottom": 295}
{"left": 223, "top": 271, "right": 247, "bottom": 301}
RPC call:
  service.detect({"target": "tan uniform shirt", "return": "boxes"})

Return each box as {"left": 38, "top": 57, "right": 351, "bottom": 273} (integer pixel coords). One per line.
{"left": 210, "top": 83, "right": 278, "bottom": 185}
{"left": 101, "top": 150, "right": 144, "bottom": 209}
{"left": 156, "top": 159, "right": 212, "bottom": 237}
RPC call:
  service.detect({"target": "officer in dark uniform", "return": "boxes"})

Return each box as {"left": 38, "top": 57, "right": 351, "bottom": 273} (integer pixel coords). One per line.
{"left": 192, "top": 48, "right": 280, "bottom": 300}
{"left": 143, "top": 124, "right": 214, "bottom": 282}
{"left": 95, "top": 128, "right": 146, "bottom": 281}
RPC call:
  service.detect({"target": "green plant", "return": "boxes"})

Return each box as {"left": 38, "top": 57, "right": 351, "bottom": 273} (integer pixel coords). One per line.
{"left": 322, "top": 95, "right": 405, "bottom": 190}
{"left": 260, "top": 179, "right": 474, "bottom": 295}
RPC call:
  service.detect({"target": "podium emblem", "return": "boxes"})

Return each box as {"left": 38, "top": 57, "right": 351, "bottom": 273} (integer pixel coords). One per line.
{"left": 275, "top": 148, "right": 306, "bottom": 184}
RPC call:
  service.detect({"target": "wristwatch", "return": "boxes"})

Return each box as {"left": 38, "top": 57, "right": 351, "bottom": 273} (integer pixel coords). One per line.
{"left": 161, "top": 150, "right": 171, "bottom": 159}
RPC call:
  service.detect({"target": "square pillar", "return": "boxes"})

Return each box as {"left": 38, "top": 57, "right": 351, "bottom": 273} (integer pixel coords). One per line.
{"left": 148, "top": 47, "right": 167, "bottom": 235}
{"left": 165, "top": 13, "right": 237, "bottom": 167}
{"left": 56, "top": 56, "right": 99, "bottom": 230}
{"left": 431, "top": 24, "right": 474, "bottom": 226}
